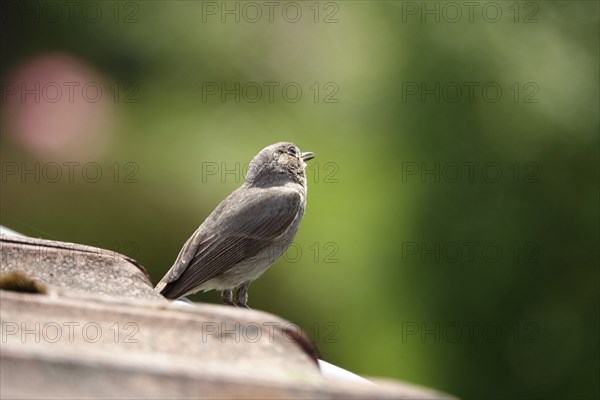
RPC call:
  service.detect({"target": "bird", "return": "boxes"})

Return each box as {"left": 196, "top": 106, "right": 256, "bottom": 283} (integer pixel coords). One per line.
{"left": 155, "top": 142, "right": 314, "bottom": 308}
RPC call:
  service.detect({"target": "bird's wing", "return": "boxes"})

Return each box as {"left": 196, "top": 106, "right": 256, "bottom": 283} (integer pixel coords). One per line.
{"left": 159, "top": 187, "right": 301, "bottom": 298}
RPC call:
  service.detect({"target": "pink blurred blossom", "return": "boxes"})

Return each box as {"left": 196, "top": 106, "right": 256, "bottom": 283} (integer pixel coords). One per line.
{"left": 2, "top": 53, "right": 114, "bottom": 161}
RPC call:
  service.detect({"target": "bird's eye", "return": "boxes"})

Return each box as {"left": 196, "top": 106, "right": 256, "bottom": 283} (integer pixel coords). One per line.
{"left": 287, "top": 146, "right": 297, "bottom": 156}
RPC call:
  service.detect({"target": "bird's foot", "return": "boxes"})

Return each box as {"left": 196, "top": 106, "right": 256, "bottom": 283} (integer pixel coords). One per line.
{"left": 221, "top": 289, "right": 235, "bottom": 306}
{"left": 235, "top": 281, "right": 251, "bottom": 310}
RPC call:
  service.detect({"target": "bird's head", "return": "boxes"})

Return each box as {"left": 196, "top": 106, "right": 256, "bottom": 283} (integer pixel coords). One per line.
{"left": 245, "top": 142, "right": 314, "bottom": 187}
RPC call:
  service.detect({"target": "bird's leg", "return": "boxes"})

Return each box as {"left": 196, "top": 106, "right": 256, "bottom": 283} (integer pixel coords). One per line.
{"left": 221, "top": 289, "right": 235, "bottom": 306}
{"left": 235, "top": 281, "right": 251, "bottom": 309}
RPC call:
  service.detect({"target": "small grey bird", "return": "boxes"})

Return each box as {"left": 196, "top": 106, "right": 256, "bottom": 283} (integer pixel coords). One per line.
{"left": 155, "top": 142, "right": 314, "bottom": 308}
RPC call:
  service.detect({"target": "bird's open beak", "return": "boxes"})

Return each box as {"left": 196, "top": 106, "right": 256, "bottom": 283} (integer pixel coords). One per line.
{"left": 301, "top": 152, "right": 315, "bottom": 161}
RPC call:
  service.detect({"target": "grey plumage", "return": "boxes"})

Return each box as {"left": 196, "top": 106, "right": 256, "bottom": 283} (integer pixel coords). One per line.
{"left": 155, "top": 142, "right": 314, "bottom": 307}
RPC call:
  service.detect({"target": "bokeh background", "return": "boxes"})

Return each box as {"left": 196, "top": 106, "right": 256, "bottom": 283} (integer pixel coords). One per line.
{"left": 1, "top": 1, "right": 598, "bottom": 398}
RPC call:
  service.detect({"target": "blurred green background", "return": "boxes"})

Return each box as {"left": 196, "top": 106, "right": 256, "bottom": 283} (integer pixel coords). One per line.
{"left": 1, "top": 1, "right": 598, "bottom": 398}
